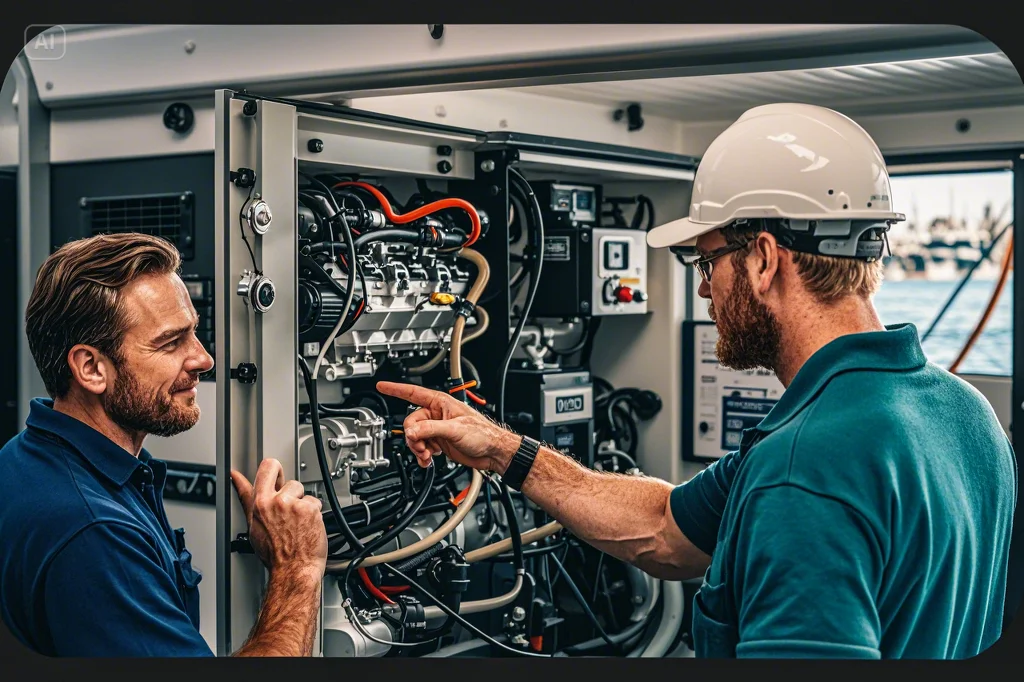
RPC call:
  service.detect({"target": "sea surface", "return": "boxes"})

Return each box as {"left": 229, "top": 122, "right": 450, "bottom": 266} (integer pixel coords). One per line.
{"left": 872, "top": 275, "right": 1013, "bottom": 376}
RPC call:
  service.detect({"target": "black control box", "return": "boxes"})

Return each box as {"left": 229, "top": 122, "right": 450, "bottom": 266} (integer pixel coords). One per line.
{"left": 503, "top": 369, "right": 594, "bottom": 467}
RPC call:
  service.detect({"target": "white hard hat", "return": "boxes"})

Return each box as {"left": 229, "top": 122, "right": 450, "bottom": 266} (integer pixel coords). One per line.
{"left": 647, "top": 103, "right": 905, "bottom": 250}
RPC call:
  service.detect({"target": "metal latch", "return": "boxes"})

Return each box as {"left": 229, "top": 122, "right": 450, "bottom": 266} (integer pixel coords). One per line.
{"left": 230, "top": 362, "right": 258, "bottom": 384}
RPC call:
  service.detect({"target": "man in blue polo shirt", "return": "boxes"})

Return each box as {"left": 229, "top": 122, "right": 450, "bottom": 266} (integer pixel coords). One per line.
{"left": 0, "top": 232, "right": 328, "bottom": 656}
{"left": 375, "top": 103, "right": 1017, "bottom": 658}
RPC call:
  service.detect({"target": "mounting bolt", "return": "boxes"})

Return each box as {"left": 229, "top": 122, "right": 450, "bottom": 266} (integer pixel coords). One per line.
{"left": 489, "top": 185, "right": 501, "bottom": 196}
{"left": 480, "top": 159, "right": 496, "bottom": 173}
{"left": 428, "top": 24, "right": 444, "bottom": 40}
{"left": 308, "top": 138, "right": 324, "bottom": 153}
{"left": 437, "top": 160, "right": 453, "bottom": 174}
{"left": 184, "top": 40, "right": 196, "bottom": 54}
{"left": 512, "top": 607, "right": 526, "bottom": 622}
{"left": 242, "top": 100, "right": 257, "bottom": 116}
{"left": 581, "top": 301, "right": 590, "bottom": 312}
{"left": 299, "top": 461, "right": 307, "bottom": 470}
{"left": 437, "top": 145, "right": 453, "bottom": 156}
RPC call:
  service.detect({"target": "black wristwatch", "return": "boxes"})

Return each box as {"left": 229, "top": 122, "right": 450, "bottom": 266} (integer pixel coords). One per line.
{"left": 501, "top": 435, "right": 540, "bottom": 491}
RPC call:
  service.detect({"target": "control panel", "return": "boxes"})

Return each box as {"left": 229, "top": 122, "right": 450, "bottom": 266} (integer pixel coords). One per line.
{"left": 682, "top": 321, "right": 785, "bottom": 461}
{"left": 592, "top": 228, "right": 648, "bottom": 316}
{"left": 535, "top": 182, "right": 600, "bottom": 227}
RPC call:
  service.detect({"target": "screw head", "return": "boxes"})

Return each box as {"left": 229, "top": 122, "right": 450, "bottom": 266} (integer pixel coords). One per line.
{"left": 437, "top": 160, "right": 453, "bottom": 174}
{"left": 512, "top": 606, "right": 526, "bottom": 622}
{"left": 184, "top": 40, "right": 196, "bottom": 54}
{"left": 308, "top": 138, "right": 324, "bottom": 153}
{"left": 480, "top": 159, "right": 496, "bottom": 173}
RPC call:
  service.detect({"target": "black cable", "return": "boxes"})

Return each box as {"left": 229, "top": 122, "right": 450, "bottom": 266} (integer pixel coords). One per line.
{"left": 550, "top": 553, "right": 620, "bottom": 653}
{"left": 382, "top": 563, "right": 553, "bottom": 658}
{"left": 494, "top": 476, "right": 524, "bottom": 572}
{"left": 343, "top": 391, "right": 391, "bottom": 428}
{"left": 321, "top": 489, "right": 403, "bottom": 535}
{"left": 497, "top": 168, "right": 545, "bottom": 424}
{"left": 238, "top": 183, "right": 259, "bottom": 272}
{"left": 337, "top": 463, "right": 436, "bottom": 601}
{"left": 298, "top": 355, "right": 363, "bottom": 554}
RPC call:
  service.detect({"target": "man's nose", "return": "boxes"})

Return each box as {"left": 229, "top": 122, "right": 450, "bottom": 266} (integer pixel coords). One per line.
{"left": 697, "top": 278, "right": 711, "bottom": 299}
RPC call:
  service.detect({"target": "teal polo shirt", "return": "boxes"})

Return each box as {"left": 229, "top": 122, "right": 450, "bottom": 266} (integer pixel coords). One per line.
{"left": 671, "top": 323, "right": 1017, "bottom": 659}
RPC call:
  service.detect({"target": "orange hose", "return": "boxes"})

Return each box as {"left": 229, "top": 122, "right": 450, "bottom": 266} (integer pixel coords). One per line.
{"left": 332, "top": 181, "right": 481, "bottom": 248}
{"left": 949, "top": 233, "right": 1013, "bottom": 374}
{"left": 466, "top": 390, "right": 487, "bottom": 406}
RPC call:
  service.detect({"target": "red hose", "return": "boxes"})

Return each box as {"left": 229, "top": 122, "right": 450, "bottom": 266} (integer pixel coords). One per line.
{"left": 332, "top": 181, "right": 481, "bottom": 248}
{"left": 357, "top": 567, "right": 396, "bottom": 604}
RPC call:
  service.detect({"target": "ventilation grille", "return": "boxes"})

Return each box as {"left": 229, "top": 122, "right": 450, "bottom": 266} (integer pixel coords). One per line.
{"left": 80, "top": 191, "right": 195, "bottom": 260}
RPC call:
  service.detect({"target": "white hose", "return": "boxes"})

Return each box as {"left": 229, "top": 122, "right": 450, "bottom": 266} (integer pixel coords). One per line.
{"left": 639, "top": 579, "right": 684, "bottom": 657}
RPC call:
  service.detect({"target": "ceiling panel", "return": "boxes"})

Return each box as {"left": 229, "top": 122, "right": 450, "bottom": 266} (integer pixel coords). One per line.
{"left": 511, "top": 53, "right": 1024, "bottom": 122}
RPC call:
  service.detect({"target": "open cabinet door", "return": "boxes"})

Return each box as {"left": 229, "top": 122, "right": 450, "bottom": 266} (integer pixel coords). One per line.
{"left": 214, "top": 91, "right": 302, "bottom": 655}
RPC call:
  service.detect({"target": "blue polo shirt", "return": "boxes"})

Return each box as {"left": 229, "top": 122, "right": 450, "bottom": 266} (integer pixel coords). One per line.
{"left": 671, "top": 323, "right": 1017, "bottom": 659}
{"left": 0, "top": 399, "right": 214, "bottom": 656}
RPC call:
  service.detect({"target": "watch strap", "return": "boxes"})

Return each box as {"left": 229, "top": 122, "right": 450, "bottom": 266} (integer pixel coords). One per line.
{"left": 502, "top": 435, "right": 540, "bottom": 491}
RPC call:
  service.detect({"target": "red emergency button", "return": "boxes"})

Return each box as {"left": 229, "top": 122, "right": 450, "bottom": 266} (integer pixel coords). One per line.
{"left": 614, "top": 286, "right": 633, "bottom": 303}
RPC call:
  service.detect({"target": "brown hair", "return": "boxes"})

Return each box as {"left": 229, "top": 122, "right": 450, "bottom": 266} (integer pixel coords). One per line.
{"left": 721, "top": 221, "right": 883, "bottom": 303}
{"left": 25, "top": 233, "right": 181, "bottom": 399}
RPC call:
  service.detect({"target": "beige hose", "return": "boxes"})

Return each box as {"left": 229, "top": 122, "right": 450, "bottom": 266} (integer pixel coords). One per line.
{"left": 325, "top": 468, "right": 484, "bottom": 571}
{"left": 464, "top": 521, "right": 564, "bottom": 563}
{"left": 423, "top": 575, "right": 524, "bottom": 623}
{"left": 408, "top": 248, "right": 490, "bottom": 377}
{"left": 422, "top": 521, "right": 564, "bottom": 621}
{"left": 448, "top": 248, "right": 490, "bottom": 381}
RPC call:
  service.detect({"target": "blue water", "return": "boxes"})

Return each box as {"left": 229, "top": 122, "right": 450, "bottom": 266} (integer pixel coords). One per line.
{"left": 873, "top": 275, "right": 1013, "bottom": 376}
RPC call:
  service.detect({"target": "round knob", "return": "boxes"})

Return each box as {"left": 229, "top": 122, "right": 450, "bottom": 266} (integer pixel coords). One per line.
{"left": 614, "top": 286, "right": 633, "bottom": 303}
{"left": 632, "top": 289, "right": 648, "bottom": 302}
{"left": 163, "top": 102, "right": 194, "bottom": 133}
{"left": 247, "top": 200, "right": 273, "bottom": 234}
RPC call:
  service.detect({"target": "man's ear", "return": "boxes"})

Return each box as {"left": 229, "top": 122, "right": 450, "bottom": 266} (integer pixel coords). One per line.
{"left": 66, "top": 344, "right": 114, "bottom": 396}
{"left": 751, "top": 232, "right": 781, "bottom": 296}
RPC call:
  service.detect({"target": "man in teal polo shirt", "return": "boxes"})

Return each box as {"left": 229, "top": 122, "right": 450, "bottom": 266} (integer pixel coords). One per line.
{"left": 375, "top": 103, "right": 1017, "bottom": 658}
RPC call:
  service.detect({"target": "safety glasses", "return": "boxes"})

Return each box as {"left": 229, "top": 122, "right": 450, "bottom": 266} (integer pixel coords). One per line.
{"left": 672, "top": 236, "right": 755, "bottom": 282}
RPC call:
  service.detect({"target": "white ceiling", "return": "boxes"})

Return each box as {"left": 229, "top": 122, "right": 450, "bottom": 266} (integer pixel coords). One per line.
{"left": 510, "top": 52, "right": 1024, "bottom": 123}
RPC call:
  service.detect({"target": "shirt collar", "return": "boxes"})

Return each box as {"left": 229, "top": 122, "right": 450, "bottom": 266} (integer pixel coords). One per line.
{"left": 754, "top": 323, "right": 927, "bottom": 434}
{"left": 26, "top": 398, "right": 151, "bottom": 488}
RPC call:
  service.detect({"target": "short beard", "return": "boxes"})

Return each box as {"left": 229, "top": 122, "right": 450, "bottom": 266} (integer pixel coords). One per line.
{"left": 102, "top": 361, "right": 200, "bottom": 438}
{"left": 711, "top": 264, "right": 783, "bottom": 372}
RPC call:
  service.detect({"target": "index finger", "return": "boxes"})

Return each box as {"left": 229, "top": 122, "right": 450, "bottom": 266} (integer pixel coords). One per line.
{"left": 253, "top": 458, "right": 284, "bottom": 497}
{"left": 376, "top": 381, "right": 446, "bottom": 409}
{"left": 229, "top": 470, "right": 254, "bottom": 512}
